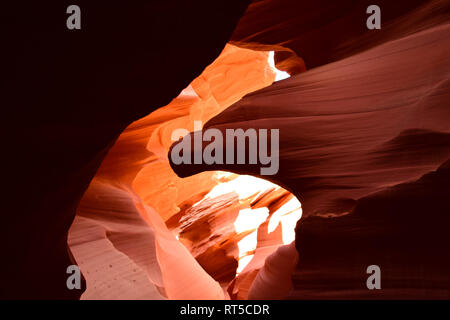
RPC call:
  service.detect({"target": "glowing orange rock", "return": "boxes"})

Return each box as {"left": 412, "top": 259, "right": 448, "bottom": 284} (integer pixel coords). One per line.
{"left": 69, "top": 44, "right": 293, "bottom": 300}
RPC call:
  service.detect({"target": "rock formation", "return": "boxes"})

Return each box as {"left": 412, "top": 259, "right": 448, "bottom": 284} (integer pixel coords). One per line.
{"left": 2, "top": 0, "right": 450, "bottom": 299}
{"left": 2, "top": 1, "right": 250, "bottom": 299}
{"left": 171, "top": 3, "right": 450, "bottom": 299}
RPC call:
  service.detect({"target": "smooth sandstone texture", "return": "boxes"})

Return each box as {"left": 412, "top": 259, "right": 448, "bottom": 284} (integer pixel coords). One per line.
{"left": 231, "top": 0, "right": 450, "bottom": 71}
{"left": 248, "top": 243, "right": 299, "bottom": 300}
{"left": 69, "top": 44, "right": 300, "bottom": 299}
{"left": 2, "top": 1, "right": 251, "bottom": 299}
{"left": 4, "top": 0, "right": 450, "bottom": 300}
{"left": 172, "top": 23, "right": 450, "bottom": 216}
{"left": 170, "top": 23, "right": 450, "bottom": 298}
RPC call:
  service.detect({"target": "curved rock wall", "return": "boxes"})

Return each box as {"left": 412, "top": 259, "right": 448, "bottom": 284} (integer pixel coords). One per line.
{"left": 69, "top": 44, "right": 301, "bottom": 299}
{"left": 171, "top": 18, "right": 450, "bottom": 299}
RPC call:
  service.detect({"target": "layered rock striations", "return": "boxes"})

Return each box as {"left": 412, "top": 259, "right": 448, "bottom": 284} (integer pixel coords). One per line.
{"left": 231, "top": 0, "right": 450, "bottom": 71}
{"left": 2, "top": 1, "right": 251, "bottom": 299}
{"left": 69, "top": 44, "right": 302, "bottom": 299}
{"left": 171, "top": 21, "right": 450, "bottom": 298}
{"left": 3, "top": 0, "right": 450, "bottom": 300}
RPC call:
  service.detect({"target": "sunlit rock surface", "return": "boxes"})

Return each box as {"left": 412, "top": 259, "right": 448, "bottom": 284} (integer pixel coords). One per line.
{"left": 171, "top": 20, "right": 450, "bottom": 298}
{"left": 4, "top": 0, "right": 450, "bottom": 300}
{"left": 248, "top": 243, "right": 299, "bottom": 300}
{"left": 2, "top": 1, "right": 251, "bottom": 299}
{"left": 173, "top": 23, "right": 450, "bottom": 217}
{"left": 69, "top": 44, "right": 302, "bottom": 299}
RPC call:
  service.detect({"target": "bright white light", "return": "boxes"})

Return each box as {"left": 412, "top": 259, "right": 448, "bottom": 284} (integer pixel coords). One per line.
{"left": 234, "top": 208, "right": 269, "bottom": 234}
{"left": 234, "top": 208, "right": 268, "bottom": 275}
{"left": 236, "top": 253, "right": 255, "bottom": 275}
{"left": 195, "top": 172, "right": 276, "bottom": 205}
{"left": 281, "top": 207, "right": 302, "bottom": 244}
{"left": 268, "top": 51, "right": 291, "bottom": 81}
{"left": 268, "top": 197, "right": 302, "bottom": 244}
{"left": 178, "top": 172, "right": 302, "bottom": 277}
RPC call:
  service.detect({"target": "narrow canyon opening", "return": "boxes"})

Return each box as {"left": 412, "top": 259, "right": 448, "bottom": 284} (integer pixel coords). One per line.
{"left": 68, "top": 45, "right": 303, "bottom": 299}
{"left": 5, "top": 0, "right": 450, "bottom": 301}
{"left": 165, "top": 171, "right": 302, "bottom": 299}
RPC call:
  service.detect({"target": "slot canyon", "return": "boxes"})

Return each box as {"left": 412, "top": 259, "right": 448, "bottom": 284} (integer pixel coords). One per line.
{"left": 2, "top": 0, "right": 450, "bottom": 300}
